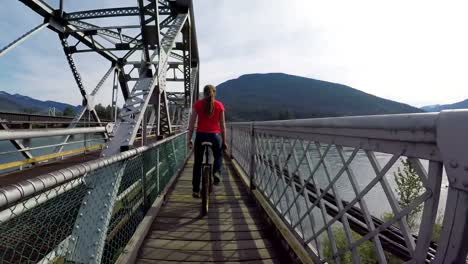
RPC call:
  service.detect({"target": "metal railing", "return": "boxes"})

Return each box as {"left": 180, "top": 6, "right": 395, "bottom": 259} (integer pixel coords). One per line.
{"left": 0, "top": 132, "right": 189, "bottom": 264}
{"left": 0, "top": 127, "right": 108, "bottom": 174}
{"left": 228, "top": 110, "right": 468, "bottom": 263}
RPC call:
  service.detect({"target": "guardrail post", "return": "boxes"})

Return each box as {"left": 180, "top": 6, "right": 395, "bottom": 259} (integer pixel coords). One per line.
{"left": 249, "top": 123, "right": 256, "bottom": 190}
{"left": 229, "top": 125, "right": 233, "bottom": 158}
{"left": 141, "top": 151, "right": 149, "bottom": 211}
{"left": 434, "top": 110, "right": 468, "bottom": 263}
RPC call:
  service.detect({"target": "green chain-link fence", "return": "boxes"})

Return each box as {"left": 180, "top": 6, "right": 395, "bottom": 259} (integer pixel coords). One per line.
{"left": 0, "top": 132, "right": 189, "bottom": 264}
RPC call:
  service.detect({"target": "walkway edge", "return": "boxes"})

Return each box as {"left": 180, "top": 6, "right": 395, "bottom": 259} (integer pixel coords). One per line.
{"left": 230, "top": 158, "right": 316, "bottom": 264}
{"left": 115, "top": 154, "right": 191, "bottom": 264}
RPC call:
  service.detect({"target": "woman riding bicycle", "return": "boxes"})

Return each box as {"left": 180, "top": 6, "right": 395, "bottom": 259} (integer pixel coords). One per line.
{"left": 188, "top": 84, "right": 227, "bottom": 198}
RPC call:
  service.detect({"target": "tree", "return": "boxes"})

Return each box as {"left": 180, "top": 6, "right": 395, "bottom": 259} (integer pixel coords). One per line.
{"left": 63, "top": 106, "right": 76, "bottom": 117}
{"left": 393, "top": 158, "right": 424, "bottom": 230}
{"left": 323, "top": 228, "right": 376, "bottom": 264}
{"left": 94, "top": 103, "right": 114, "bottom": 120}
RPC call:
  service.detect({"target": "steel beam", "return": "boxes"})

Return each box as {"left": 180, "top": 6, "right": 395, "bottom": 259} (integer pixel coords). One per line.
{"left": 0, "top": 127, "right": 106, "bottom": 140}
{"left": 19, "top": 0, "right": 119, "bottom": 63}
{"left": 64, "top": 7, "right": 141, "bottom": 20}
{"left": 0, "top": 120, "right": 34, "bottom": 160}
{"left": 68, "top": 20, "right": 136, "bottom": 43}
{"left": 54, "top": 65, "right": 116, "bottom": 153}
{"left": 63, "top": 6, "right": 171, "bottom": 21}
{"left": 0, "top": 22, "right": 49, "bottom": 58}
{"left": 59, "top": 36, "right": 104, "bottom": 127}
{"left": 66, "top": 13, "right": 188, "bottom": 263}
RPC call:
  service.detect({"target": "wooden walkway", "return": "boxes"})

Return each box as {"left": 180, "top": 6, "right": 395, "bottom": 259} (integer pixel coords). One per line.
{"left": 134, "top": 159, "right": 291, "bottom": 263}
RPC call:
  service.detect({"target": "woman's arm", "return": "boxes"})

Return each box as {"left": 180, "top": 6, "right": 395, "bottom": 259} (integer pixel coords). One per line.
{"left": 220, "top": 111, "right": 227, "bottom": 149}
{"left": 188, "top": 110, "right": 197, "bottom": 148}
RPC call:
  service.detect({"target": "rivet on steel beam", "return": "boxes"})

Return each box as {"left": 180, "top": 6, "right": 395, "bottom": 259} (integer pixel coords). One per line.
{"left": 97, "top": 228, "right": 101, "bottom": 233}
{"left": 450, "top": 160, "right": 458, "bottom": 168}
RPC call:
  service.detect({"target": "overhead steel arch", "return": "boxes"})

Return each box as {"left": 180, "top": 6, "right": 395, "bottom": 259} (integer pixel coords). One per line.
{"left": 2, "top": 0, "right": 200, "bottom": 262}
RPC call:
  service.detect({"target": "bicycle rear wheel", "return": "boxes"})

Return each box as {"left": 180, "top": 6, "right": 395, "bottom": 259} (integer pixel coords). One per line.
{"left": 201, "top": 165, "right": 211, "bottom": 215}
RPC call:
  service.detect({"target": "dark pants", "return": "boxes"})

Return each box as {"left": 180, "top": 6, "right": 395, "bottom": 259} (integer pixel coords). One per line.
{"left": 193, "top": 132, "right": 222, "bottom": 192}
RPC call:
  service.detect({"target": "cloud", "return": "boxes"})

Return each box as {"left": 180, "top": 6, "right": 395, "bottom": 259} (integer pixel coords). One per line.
{"left": 194, "top": 0, "right": 468, "bottom": 106}
{"left": 1, "top": 0, "right": 468, "bottom": 108}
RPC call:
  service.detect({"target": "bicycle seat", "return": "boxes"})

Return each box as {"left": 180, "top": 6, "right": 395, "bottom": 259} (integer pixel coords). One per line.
{"left": 201, "top": 142, "right": 213, "bottom": 146}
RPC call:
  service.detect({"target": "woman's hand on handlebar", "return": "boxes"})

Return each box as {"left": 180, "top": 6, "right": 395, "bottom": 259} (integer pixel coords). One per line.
{"left": 222, "top": 142, "right": 228, "bottom": 151}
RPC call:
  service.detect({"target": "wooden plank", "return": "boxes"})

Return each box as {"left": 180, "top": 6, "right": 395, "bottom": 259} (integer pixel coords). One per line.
{"left": 156, "top": 209, "right": 262, "bottom": 219}
{"left": 231, "top": 158, "right": 316, "bottom": 264}
{"left": 141, "top": 238, "right": 273, "bottom": 251}
{"left": 115, "top": 153, "right": 191, "bottom": 264}
{"left": 171, "top": 187, "right": 249, "bottom": 195}
{"left": 148, "top": 230, "right": 269, "bottom": 241}
{"left": 161, "top": 204, "right": 258, "bottom": 213}
{"left": 154, "top": 216, "right": 265, "bottom": 226}
{"left": 136, "top": 259, "right": 283, "bottom": 264}
{"left": 138, "top": 247, "right": 279, "bottom": 262}
{"left": 165, "top": 196, "right": 254, "bottom": 205}
{"left": 161, "top": 200, "right": 256, "bottom": 208}
{"left": 134, "top": 157, "right": 293, "bottom": 263}
{"left": 152, "top": 223, "right": 267, "bottom": 232}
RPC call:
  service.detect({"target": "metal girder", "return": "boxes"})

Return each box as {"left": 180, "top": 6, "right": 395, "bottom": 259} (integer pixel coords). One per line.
{"left": 19, "top": 0, "right": 119, "bottom": 63}
{"left": 182, "top": 23, "right": 191, "bottom": 107}
{"left": 0, "top": 22, "right": 49, "bottom": 58}
{"left": 66, "top": 13, "right": 188, "bottom": 263}
{"left": 0, "top": 121, "right": 34, "bottom": 161}
{"left": 159, "top": 90, "right": 172, "bottom": 135}
{"left": 64, "top": 6, "right": 171, "bottom": 21}
{"left": 8, "top": 2, "right": 198, "bottom": 262}
{"left": 118, "top": 67, "right": 131, "bottom": 100}
{"left": 169, "top": 51, "right": 184, "bottom": 61}
{"left": 68, "top": 20, "right": 136, "bottom": 43}
{"left": 59, "top": 36, "right": 104, "bottom": 126}
{"left": 54, "top": 66, "right": 115, "bottom": 153}
{"left": 137, "top": 0, "right": 160, "bottom": 63}
{"left": 64, "top": 7, "right": 141, "bottom": 20}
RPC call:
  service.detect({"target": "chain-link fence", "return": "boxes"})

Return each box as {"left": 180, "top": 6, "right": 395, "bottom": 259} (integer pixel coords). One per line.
{"left": 0, "top": 132, "right": 188, "bottom": 264}
{"left": 228, "top": 111, "right": 468, "bottom": 264}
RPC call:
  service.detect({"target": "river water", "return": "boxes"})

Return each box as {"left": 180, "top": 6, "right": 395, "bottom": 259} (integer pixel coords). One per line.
{"left": 0, "top": 134, "right": 105, "bottom": 174}
{"left": 259, "top": 144, "right": 448, "bottom": 233}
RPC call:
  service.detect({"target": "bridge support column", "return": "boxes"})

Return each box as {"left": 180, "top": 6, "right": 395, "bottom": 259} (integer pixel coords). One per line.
{"left": 249, "top": 123, "right": 256, "bottom": 190}
{"left": 434, "top": 110, "right": 468, "bottom": 263}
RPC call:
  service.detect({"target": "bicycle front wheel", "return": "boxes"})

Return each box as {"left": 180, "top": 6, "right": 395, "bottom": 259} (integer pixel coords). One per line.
{"left": 201, "top": 165, "right": 211, "bottom": 216}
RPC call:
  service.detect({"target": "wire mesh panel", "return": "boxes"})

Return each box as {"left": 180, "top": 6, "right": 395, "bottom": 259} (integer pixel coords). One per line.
{"left": 0, "top": 132, "right": 188, "bottom": 264}
{"left": 228, "top": 111, "right": 468, "bottom": 263}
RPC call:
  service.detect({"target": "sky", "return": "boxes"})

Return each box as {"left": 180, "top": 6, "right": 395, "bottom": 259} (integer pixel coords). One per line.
{"left": 1, "top": 0, "right": 468, "bottom": 107}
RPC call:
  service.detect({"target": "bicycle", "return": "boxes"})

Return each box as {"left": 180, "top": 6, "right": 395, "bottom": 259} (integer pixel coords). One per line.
{"left": 200, "top": 142, "right": 214, "bottom": 216}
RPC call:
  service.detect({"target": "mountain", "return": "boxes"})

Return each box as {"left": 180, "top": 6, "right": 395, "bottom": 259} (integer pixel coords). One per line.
{"left": 421, "top": 99, "right": 468, "bottom": 112}
{"left": 216, "top": 73, "right": 423, "bottom": 121}
{"left": 0, "top": 91, "right": 79, "bottom": 114}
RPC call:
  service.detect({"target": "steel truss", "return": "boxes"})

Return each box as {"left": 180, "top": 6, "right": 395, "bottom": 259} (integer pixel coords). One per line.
{"left": 3, "top": 0, "right": 199, "bottom": 262}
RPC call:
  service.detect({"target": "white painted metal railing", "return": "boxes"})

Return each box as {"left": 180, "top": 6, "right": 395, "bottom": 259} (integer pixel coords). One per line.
{"left": 228, "top": 110, "right": 468, "bottom": 263}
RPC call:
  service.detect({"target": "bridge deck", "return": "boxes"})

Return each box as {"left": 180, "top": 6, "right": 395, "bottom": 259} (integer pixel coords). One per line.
{"left": 135, "top": 158, "right": 291, "bottom": 263}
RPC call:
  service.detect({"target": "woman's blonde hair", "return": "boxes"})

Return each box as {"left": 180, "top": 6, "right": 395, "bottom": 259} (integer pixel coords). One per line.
{"left": 203, "top": 84, "right": 216, "bottom": 116}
